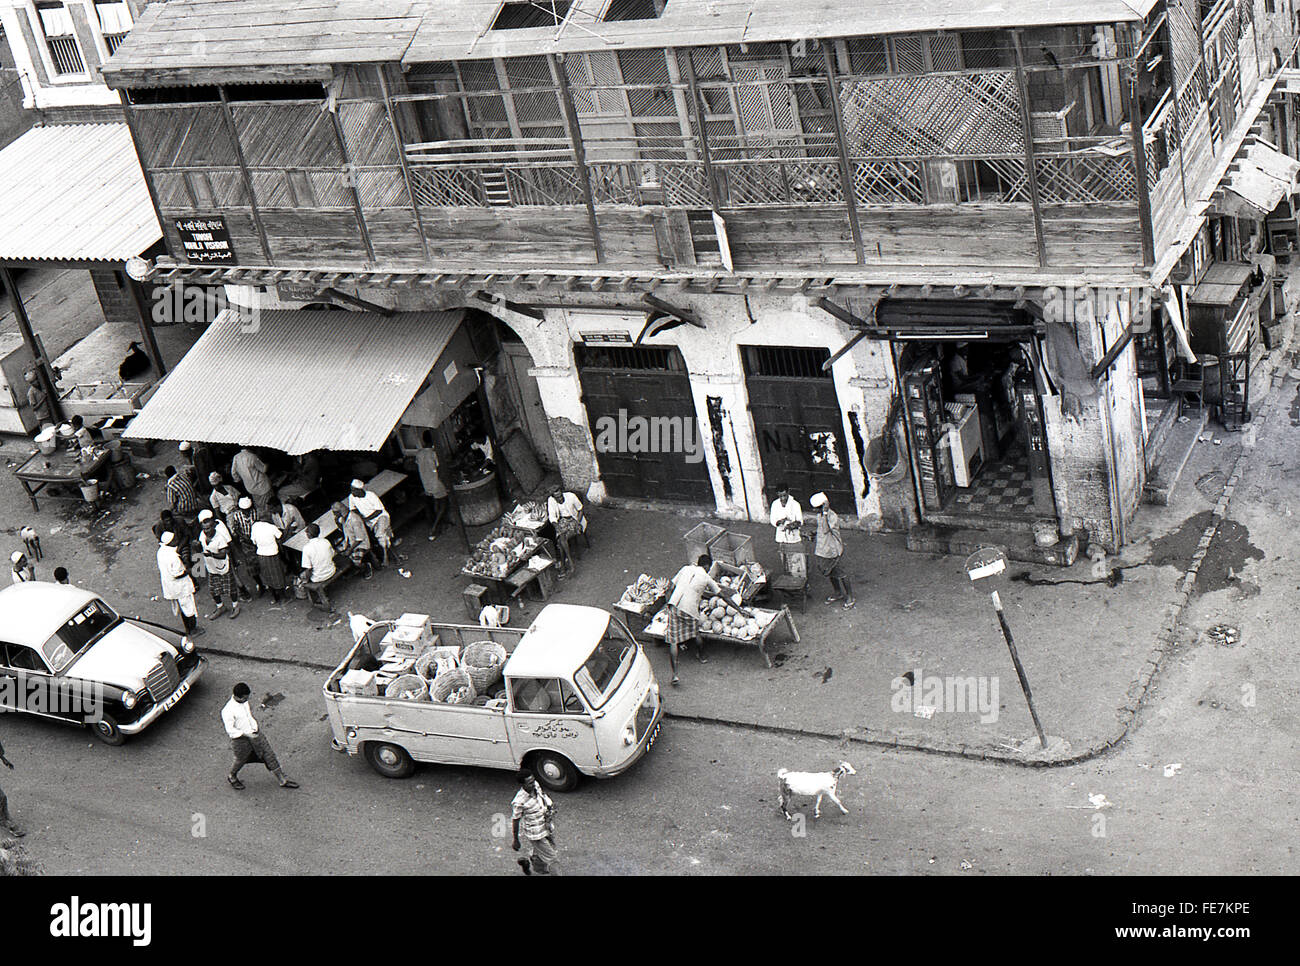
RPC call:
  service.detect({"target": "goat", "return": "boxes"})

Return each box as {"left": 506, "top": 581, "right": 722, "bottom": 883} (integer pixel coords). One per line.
{"left": 777, "top": 761, "right": 856, "bottom": 820}
{"left": 118, "top": 342, "right": 150, "bottom": 381}
{"left": 19, "top": 526, "right": 41, "bottom": 561}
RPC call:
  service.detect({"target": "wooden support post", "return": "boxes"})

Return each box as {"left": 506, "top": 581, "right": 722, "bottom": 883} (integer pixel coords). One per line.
{"left": 377, "top": 65, "right": 431, "bottom": 261}
{"left": 325, "top": 84, "right": 378, "bottom": 264}
{"left": 680, "top": 49, "right": 723, "bottom": 211}
{"left": 1122, "top": 66, "right": 1158, "bottom": 268}
{"left": 216, "top": 86, "right": 274, "bottom": 263}
{"left": 125, "top": 276, "right": 167, "bottom": 378}
{"left": 1, "top": 266, "right": 64, "bottom": 424}
{"left": 549, "top": 54, "right": 605, "bottom": 264}
{"left": 1012, "top": 31, "right": 1049, "bottom": 269}
{"left": 821, "top": 44, "right": 866, "bottom": 265}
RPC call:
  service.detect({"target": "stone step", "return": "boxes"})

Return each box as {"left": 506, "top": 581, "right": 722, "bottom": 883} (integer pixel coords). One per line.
{"left": 1143, "top": 406, "right": 1209, "bottom": 506}
{"left": 906, "top": 522, "right": 1079, "bottom": 567}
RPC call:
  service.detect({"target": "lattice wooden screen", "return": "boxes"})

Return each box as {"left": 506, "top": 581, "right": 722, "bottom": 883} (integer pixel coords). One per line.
{"left": 838, "top": 70, "right": 1024, "bottom": 158}
{"left": 1167, "top": 0, "right": 1202, "bottom": 86}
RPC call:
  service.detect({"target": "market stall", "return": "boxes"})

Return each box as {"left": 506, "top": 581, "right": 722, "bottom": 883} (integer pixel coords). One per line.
{"left": 640, "top": 602, "right": 800, "bottom": 669}
{"left": 13, "top": 436, "right": 110, "bottom": 511}
{"left": 461, "top": 524, "right": 557, "bottom": 611}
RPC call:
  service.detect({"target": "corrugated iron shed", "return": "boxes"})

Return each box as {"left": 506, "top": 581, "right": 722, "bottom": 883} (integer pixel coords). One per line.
{"left": 123, "top": 308, "right": 466, "bottom": 455}
{"left": 0, "top": 123, "right": 161, "bottom": 263}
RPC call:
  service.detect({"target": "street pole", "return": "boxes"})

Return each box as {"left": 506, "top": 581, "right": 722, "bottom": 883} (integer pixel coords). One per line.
{"left": 988, "top": 588, "right": 1049, "bottom": 751}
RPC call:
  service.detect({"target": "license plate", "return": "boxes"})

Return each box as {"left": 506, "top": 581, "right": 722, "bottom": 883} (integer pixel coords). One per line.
{"left": 646, "top": 723, "right": 660, "bottom": 750}
{"left": 162, "top": 678, "right": 191, "bottom": 711}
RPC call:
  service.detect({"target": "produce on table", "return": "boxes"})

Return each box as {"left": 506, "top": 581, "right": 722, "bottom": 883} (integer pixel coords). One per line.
{"left": 503, "top": 501, "right": 546, "bottom": 527}
{"left": 620, "top": 573, "right": 670, "bottom": 608}
{"left": 463, "top": 528, "right": 542, "bottom": 579}
{"left": 698, "top": 595, "right": 763, "bottom": 640}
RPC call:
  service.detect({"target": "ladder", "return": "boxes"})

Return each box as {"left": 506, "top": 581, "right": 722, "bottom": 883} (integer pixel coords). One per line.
{"left": 480, "top": 168, "right": 512, "bottom": 207}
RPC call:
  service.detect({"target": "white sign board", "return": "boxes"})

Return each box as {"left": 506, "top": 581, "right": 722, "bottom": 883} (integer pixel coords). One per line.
{"left": 965, "top": 547, "right": 1007, "bottom": 582}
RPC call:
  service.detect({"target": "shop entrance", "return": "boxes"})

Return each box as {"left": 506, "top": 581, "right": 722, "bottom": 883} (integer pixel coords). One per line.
{"left": 575, "top": 344, "right": 714, "bottom": 504}
{"left": 741, "top": 345, "right": 855, "bottom": 513}
{"left": 895, "top": 339, "right": 1057, "bottom": 524}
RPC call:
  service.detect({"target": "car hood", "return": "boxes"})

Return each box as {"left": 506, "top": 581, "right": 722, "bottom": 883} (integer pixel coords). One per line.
{"left": 64, "top": 622, "right": 177, "bottom": 691}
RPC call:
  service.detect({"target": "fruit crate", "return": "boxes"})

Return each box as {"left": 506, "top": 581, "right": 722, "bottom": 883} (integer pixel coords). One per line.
{"left": 683, "top": 521, "right": 726, "bottom": 563}
{"left": 707, "top": 530, "right": 755, "bottom": 566}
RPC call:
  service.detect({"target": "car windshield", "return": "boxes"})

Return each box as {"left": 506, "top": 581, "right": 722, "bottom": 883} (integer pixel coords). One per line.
{"left": 574, "top": 621, "right": 635, "bottom": 709}
{"left": 46, "top": 599, "right": 119, "bottom": 672}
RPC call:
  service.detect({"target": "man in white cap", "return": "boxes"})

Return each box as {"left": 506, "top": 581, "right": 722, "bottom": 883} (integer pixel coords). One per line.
{"left": 198, "top": 509, "right": 240, "bottom": 619}
{"left": 348, "top": 479, "right": 394, "bottom": 567}
{"left": 809, "top": 492, "right": 855, "bottom": 609}
{"left": 157, "top": 531, "right": 203, "bottom": 636}
{"left": 9, "top": 551, "right": 34, "bottom": 584}
{"left": 227, "top": 496, "right": 265, "bottom": 598}
{"left": 179, "top": 440, "right": 215, "bottom": 498}
{"left": 209, "top": 472, "right": 241, "bottom": 523}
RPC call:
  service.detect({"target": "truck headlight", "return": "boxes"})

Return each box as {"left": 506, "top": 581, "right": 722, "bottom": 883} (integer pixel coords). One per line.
{"left": 180, "top": 636, "right": 195, "bottom": 654}
{"left": 122, "top": 691, "right": 139, "bottom": 709}
{"left": 622, "top": 721, "right": 637, "bottom": 746}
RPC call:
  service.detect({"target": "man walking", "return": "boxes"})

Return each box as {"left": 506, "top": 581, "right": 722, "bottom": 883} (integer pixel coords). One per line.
{"left": 298, "top": 524, "right": 337, "bottom": 612}
{"left": 157, "top": 531, "right": 204, "bottom": 637}
{"left": 511, "top": 770, "right": 557, "bottom": 875}
{"left": 0, "top": 736, "right": 23, "bottom": 837}
{"left": 198, "top": 509, "right": 240, "bottom": 620}
{"left": 221, "top": 683, "right": 298, "bottom": 790}
{"left": 809, "top": 492, "right": 855, "bottom": 609}
{"left": 231, "top": 446, "right": 274, "bottom": 516}
{"left": 414, "top": 431, "right": 449, "bottom": 540}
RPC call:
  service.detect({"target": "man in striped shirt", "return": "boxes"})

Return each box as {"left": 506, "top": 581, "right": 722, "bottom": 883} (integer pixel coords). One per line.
{"left": 163, "top": 465, "right": 201, "bottom": 523}
{"left": 511, "top": 770, "right": 558, "bottom": 875}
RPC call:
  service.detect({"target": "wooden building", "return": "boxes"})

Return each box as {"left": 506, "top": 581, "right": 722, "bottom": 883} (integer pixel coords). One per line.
{"left": 103, "top": 0, "right": 1300, "bottom": 556}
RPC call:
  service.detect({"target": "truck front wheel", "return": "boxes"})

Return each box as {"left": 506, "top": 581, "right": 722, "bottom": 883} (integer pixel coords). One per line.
{"left": 364, "top": 742, "right": 415, "bottom": 779}
{"left": 530, "top": 751, "right": 580, "bottom": 792}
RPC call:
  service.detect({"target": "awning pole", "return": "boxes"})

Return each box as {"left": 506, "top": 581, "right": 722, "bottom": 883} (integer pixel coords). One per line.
{"left": 1, "top": 265, "right": 64, "bottom": 424}
{"left": 125, "top": 275, "right": 167, "bottom": 378}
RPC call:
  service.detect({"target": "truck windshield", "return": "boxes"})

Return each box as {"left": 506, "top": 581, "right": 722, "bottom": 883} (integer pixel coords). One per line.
{"left": 47, "top": 599, "right": 119, "bottom": 672}
{"left": 574, "top": 621, "right": 635, "bottom": 709}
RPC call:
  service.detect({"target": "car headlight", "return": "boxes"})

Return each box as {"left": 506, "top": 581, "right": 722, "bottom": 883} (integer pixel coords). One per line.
{"left": 122, "top": 690, "right": 139, "bottom": 709}
{"left": 180, "top": 636, "right": 195, "bottom": 654}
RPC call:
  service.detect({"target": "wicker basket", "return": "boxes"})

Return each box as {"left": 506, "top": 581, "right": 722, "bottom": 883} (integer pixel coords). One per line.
{"left": 415, "top": 646, "right": 461, "bottom": 680}
{"left": 384, "top": 674, "right": 428, "bottom": 702}
{"left": 462, "top": 641, "right": 508, "bottom": 692}
{"left": 430, "top": 669, "right": 477, "bottom": 705}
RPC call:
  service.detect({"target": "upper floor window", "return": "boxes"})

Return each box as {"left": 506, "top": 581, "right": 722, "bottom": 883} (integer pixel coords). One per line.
{"left": 602, "top": 0, "right": 667, "bottom": 20}
{"left": 35, "top": 2, "right": 86, "bottom": 75}
{"left": 490, "top": 1, "right": 571, "bottom": 30}
{"left": 95, "top": 0, "right": 132, "bottom": 56}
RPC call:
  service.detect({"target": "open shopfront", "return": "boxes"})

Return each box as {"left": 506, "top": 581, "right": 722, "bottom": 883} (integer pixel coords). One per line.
{"left": 876, "top": 300, "right": 1058, "bottom": 527}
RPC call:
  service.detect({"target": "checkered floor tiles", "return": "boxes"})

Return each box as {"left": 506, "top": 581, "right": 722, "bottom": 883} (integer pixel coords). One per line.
{"left": 951, "top": 451, "right": 1037, "bottom": 516}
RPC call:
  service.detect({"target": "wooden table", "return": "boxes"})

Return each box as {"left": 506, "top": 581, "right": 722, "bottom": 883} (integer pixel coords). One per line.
{"left": 13, "top": 448, "right": 109, "bottom": 512}
{"left": 283, "top": 469, "right": 409, "bottom": 555}
{"left": 640, "top": 605, "right": 800, "bottom": 668}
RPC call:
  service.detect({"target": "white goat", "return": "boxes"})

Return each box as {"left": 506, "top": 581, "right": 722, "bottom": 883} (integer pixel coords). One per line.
{"left": 777, "top": 761, "right": 857, "bottom": 820}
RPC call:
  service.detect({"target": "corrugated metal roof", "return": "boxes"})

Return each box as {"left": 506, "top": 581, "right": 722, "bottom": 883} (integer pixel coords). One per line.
{"left": 123, "top": 308, "right": 466, "bottom": 455}
{"left": 0, "top": 123, "right": 162, "bottom": 263}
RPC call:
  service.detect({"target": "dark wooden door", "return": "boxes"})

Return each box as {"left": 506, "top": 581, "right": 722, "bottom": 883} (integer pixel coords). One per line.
{"left": 742, "top": 346, "right": 855, "bottom": 513}
{"left": 576, "top": 345, "right": 714, "bottom": 504}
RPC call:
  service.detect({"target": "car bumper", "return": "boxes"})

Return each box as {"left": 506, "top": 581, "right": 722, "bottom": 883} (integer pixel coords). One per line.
{"left": 590, "top": 703, "right": 663, "bottom": 778}
{"left": 118, "top": 657, "right": 207, "bottom": 735}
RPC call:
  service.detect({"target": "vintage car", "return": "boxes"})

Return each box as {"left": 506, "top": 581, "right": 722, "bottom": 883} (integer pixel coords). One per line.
{"left": 0, "top": 582, "right": 205, "bottom": 744}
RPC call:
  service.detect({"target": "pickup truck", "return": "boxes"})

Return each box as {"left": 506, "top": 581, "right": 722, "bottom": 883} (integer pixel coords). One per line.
{"left": 323, "top": 603, "right": 662, "bottom": 791}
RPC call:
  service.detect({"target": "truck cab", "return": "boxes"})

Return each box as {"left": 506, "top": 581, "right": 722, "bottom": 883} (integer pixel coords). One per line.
{"left": 324, "top": 604, "right": 661, "bottom": 791}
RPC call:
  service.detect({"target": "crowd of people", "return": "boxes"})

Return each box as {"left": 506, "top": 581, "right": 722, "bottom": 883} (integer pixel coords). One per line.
{"left": 152, "top": 442, "right": 404, "bottom": 626}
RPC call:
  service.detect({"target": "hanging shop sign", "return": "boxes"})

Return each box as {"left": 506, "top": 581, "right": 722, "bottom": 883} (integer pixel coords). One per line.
{"left": 174, "top": 217, "right": 236, "bottom": 264}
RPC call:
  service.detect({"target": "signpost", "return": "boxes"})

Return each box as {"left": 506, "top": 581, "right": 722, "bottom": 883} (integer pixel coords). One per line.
{"left": 965, "top": 547, "right": 1049, "bottom": 751}
{"left": 174, "top": 217, "right": 236, "bottom": 264}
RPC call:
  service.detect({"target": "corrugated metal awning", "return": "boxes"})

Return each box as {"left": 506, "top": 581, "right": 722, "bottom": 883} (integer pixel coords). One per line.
{"left": 1215, "top": 141, "right": 1300, "bottom": 220}
{"left": 0, "top": 124, "right": 162, "bottom": 263}
{"left": 123, "top": 308, "right": 467, "bottom": 454}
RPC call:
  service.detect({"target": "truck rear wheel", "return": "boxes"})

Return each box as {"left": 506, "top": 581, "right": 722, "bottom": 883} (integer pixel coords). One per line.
{"left": 530, "top": 751, "right": 580, "bottom": 792}
{"left": 364, "top": 742, "right": 415, "bottom": 779}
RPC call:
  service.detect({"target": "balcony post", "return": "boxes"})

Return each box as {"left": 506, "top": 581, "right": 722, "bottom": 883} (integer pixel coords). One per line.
{"left": 1124, "top": 68, "right": 1158, "bottom": 268}
{"left": 820, "top": 43, "right": 865, "bottom": 265}
{"left": 216, "top": 86, "right": 274, "bottom": 262}
{"left": 324, "top": 79, "right": 378, "bottom": 263}
{"left": 679, "top": 48, "right": 723, "bottom": 211}
{"left": 1012, "top": 30, "right": 1049, "bottom": 269}
{"left": 549, "top": 54, "right": 605, "bottom": 264}
{"left": 377, "top": 65, "right": 431, "bottom": 261}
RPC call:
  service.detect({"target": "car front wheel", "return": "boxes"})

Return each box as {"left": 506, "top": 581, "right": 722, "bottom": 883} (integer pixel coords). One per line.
{"left": 91, "top": 712, "right": 126, "bottom": 746}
